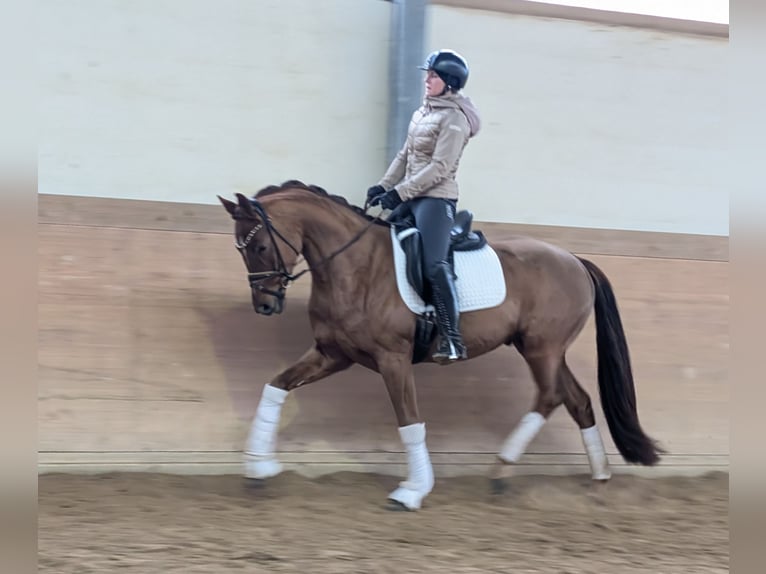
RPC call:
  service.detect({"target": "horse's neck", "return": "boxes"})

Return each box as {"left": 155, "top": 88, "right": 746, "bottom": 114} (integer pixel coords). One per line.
{"left": 287, "top": 201, "right": 376, "bottom": 282}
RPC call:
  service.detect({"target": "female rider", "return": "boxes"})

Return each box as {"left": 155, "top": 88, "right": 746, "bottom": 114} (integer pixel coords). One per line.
{"left": 368, "top": 49, "right": 481, "bottom": 364}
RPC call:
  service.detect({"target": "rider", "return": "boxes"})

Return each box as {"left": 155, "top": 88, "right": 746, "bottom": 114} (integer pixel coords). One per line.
{"left": 368, "top": 49, "right": 481, "bottom": 364}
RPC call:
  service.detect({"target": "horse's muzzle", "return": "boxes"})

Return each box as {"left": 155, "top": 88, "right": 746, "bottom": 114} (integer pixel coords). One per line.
{"left": 252, "top": 289, "right": 285, "bottom": 316}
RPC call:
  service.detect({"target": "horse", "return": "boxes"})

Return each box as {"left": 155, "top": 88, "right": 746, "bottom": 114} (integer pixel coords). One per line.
{"left": 217, "top": 180, "right": 663, "bottom": 511}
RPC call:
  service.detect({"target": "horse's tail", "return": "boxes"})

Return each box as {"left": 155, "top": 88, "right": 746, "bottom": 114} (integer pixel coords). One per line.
{"left": 578, "top": 257, "right": 664, "bottom": 466}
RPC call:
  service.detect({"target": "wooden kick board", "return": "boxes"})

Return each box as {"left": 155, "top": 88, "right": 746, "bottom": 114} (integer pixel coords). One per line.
{"left": 38, "top": 221, "right": 728, "bottom": 477}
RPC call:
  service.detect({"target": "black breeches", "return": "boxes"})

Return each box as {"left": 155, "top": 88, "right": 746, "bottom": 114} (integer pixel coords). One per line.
{"left": 408, "top": 197, "right": 457, "bottom": 281}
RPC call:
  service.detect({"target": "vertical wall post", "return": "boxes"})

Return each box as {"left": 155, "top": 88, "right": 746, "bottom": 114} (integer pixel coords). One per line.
{"left": 386, "top": 0, "right": 428, "bottom": 164}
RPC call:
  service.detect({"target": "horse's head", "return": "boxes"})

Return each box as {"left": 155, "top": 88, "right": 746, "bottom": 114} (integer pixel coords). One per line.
{"left": 218, "top": 193, "right": 302, "bottom": 316}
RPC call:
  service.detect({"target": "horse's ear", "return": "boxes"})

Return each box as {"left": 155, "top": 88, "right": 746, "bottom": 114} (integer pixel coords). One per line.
{"left": 218, "top": 195, "right": 239, "bottom": 218}
{"left": 235, "top": 193, "right": 255, "bottom": 218}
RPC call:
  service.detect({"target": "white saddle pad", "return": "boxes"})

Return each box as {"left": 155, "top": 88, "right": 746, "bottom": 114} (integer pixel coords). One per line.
{"left": 390, "top": 226, "right": 507, "bottom": 315}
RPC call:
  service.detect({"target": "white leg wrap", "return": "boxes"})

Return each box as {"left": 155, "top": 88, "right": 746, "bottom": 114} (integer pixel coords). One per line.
{"left": 499, "top": 412, "right": 546, "bottom": 463}
{"left": 244, "top": 385, "right": 288, "bottom": 479}
{"left": 388, "top": 422, "right": 434, "bottom": 510}
{"left": 581, "top": 424, "right": 612, "bottom": 480}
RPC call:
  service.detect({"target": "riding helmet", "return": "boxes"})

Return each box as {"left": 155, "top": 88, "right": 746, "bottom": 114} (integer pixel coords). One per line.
{"left": 419, "top": 49, "right": 470, "bottom": 91}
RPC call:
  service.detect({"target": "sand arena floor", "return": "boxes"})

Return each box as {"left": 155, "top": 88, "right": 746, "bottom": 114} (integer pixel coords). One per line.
{"left": 39, "top": 470, "right": 728, "bottom": 573}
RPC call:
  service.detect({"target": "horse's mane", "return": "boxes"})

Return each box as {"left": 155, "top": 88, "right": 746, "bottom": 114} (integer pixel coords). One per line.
{"left": 253, "top": 179, "right": 389, "bottom": 227}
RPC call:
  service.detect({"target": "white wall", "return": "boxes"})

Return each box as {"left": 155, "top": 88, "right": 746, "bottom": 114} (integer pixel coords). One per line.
{"left": 39, "top": 0, "right": 391, "bottom": 204}
{"left": 426, "top": 6, "right": 728, "bottom": 235}
{"left": 39, "top": 1, "right": 728, "bottom": 236}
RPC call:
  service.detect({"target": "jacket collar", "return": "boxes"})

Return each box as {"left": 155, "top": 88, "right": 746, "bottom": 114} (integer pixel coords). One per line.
{"left": 424, "top": 93, "right": 461, "bottom": 110}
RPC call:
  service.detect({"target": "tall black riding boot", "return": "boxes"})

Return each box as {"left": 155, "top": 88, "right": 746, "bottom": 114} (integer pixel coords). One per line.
{"left": 429, "top": 262, "right": 468, "bottom": 364}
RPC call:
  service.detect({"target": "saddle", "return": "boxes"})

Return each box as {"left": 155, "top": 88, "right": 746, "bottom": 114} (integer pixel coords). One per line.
{"left": 388, "top": 206, "right": 487, "bottom": 302}
{"left": 387, "top": 204, "right": 489, "bottom": 364}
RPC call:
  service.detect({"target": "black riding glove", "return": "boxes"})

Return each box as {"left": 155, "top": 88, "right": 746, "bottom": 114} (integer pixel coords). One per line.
{"left": 366, "top": 184, "right": 386, "bottom": 202}
{"left": 371, "top": 188, "right": 403, "bottom": 210}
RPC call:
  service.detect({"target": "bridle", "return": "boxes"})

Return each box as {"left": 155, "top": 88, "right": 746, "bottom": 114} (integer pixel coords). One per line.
{"left": 234, "top": 197, "right": 382, "bottom": 302}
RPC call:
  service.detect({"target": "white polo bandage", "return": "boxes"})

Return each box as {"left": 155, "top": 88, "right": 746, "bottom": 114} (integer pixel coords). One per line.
{"left": 581, "top": 424, "right": 612, "bottom": 480}
{"left": 499, "top": 412, "right": 546, "bottom": 463}
{"left": 245, "top": 384, "right": 288, "bottom": 459}
{"left": 397, "top": 422, "right": 434, "bottom": 494}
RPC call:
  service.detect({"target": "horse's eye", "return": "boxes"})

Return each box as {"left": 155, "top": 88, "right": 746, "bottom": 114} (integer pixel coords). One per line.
{"left": 257, "top": 244, "right": 267, "bottom": 254}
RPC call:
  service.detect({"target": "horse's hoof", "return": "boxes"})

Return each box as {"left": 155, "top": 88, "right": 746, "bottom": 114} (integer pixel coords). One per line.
{"left": 244, "top": 458, "right": 283, "bottom": 480}
{"left": 490, "top": 477, "right": 507, "bottom": 495}
{"left": 387, "top": 485, "right": 427, "bottom": 511}
{"left": 386, "top": 499, "right": 414, "bottom": 512}
{"left": 243, "top": 477, "right": 267, "bottom": 490}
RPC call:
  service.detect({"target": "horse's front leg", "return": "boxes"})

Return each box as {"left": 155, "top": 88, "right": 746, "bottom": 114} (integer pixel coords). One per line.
{"left": 378, "top": 354, "right": 434, "bottom": 511}
{"left": 244, "top": 344, "right": 351, "bottom": 480}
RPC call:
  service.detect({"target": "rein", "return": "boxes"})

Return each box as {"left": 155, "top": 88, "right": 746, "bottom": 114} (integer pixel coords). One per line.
{"left": 235, "top": 197, "right": 384, "bottom": 299}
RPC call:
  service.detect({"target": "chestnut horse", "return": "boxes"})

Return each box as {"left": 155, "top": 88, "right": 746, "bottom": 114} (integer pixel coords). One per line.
{"left": 218, "top": 180, "right": 663, "bottom": 511}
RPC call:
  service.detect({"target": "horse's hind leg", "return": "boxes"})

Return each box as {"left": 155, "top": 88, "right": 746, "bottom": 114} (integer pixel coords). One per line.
{"left": 490, "top": 351, "right": 565, "bottom": 491}
{"left": 559, "top": 360, "right": 612, "bottom": 480}
{"left": 490, "top": 353, "right": 612, "bottom": 491}
{"left": 244, "top": 344, "right": 351, "bottom": 481}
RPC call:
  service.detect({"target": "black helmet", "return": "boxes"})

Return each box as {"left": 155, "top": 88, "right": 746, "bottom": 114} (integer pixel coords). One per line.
{"left": 419, "top": 49, "right": 469, "bottom": 91}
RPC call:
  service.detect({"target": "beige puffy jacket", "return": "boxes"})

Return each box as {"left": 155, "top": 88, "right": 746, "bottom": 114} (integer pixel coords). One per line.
{"left": 378, "top": 92, "right": 481, "bottom": 202}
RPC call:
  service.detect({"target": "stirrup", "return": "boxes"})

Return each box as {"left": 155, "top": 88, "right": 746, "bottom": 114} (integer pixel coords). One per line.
{"left": 432, "top": 337, "right": 467, "bottom": 363}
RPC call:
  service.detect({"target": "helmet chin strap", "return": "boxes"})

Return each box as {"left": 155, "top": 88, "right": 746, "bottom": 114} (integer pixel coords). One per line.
{"left": 428, "top": 70, "right": 458, "bottom": 97}
{"left": 436, "top": 74, "right": 457, "bottom": 96}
